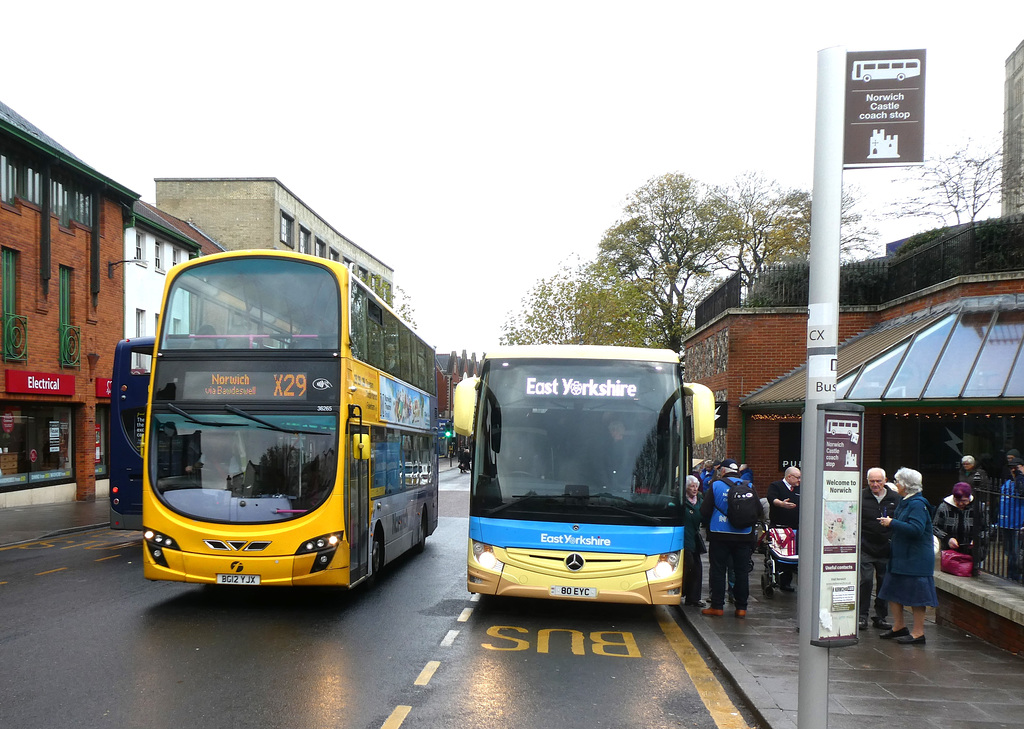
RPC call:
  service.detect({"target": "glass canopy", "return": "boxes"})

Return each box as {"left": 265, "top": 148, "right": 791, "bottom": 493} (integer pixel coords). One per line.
{"left": 839, "top": 309, "right": 1024, "bottom": 401}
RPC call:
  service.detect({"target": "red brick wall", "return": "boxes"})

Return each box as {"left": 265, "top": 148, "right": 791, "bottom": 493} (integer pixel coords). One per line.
{"left": 935, "top": 593, "right": 1024, "bottom": 656}
{"left": 1, "top": 194, "right": 125, "bottom": 500}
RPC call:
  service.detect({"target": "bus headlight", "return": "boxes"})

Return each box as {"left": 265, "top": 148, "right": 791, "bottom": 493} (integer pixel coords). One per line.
{"left": 143, "top": 528, "right": 180, "bottom": 568}
{"left": 296, "top": 533, "right": 343, "bottom": 573}
{"left": 471, "top": 540, "right": 504, "bottom": 572}
{"left": 646, "top": 551, "right": 681, "bottom": 581}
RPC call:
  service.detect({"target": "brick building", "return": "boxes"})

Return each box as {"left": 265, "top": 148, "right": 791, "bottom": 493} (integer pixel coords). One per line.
{"left": 684, "top": 229, "right": 1024, "bottom": 506}
{"left": 1, "top": 100, "right": 136, "bottom": 506}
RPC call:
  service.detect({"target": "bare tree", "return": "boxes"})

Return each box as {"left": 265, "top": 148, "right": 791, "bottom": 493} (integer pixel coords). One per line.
{"left": 892, "top": 139, "right": 1003, "bottom": 226}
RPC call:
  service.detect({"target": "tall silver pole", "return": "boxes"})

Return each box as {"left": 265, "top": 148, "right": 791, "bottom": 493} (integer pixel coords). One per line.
{"left": 798, "top": 45, "right": 845, "bottom": 729}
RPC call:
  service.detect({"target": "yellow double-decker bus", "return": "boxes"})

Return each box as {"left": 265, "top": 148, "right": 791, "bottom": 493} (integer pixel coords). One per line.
{"left": 141, "top": 250, "right": 437, "bottom": 587}
{"left": 453, "top": 346, "right": 714, "bottom": 604}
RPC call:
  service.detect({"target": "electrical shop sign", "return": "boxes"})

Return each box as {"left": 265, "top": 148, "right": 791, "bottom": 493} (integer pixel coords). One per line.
{"left": 5, "top": 370, "right": 75, "bottom": 396}
{"left": 844, "top": 49, "right": 926, "bottom": 168}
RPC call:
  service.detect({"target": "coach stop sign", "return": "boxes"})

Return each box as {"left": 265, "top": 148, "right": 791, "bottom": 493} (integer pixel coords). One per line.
{"left": 843, "top": 49, "right": 926, "bottom": 168}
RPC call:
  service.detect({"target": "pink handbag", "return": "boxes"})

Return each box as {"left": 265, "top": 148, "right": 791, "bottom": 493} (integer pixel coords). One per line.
{"left": 940, "top": 549, "right": 974, "bottom": 576}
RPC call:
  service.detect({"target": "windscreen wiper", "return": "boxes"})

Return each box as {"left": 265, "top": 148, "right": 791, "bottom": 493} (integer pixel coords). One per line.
{"left": 224, "top": 405, "right": 325, "bottom": 435}
{"left": 168, "top": 403, "right": 230, "bottom": 427}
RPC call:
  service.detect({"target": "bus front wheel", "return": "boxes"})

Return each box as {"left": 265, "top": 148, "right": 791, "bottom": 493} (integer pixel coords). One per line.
{"left": 371, "top": 528, "right": 384, "bottom": 578}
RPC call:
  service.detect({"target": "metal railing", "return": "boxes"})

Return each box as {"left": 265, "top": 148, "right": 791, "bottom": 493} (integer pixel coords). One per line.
{"left": 59, "top": 323, "right": 80, "bottom": 368}
{"left": 693, "top": 219, "right": 1024, "bottom": 328}
{"left": 2, "top": 313, "right": 27, "bottom": 361}
{"left": 694, "top": 272, "right": 741, "bottom": 327}
{"left": 963, "top": 486, "right": 1023, "bottom": 585}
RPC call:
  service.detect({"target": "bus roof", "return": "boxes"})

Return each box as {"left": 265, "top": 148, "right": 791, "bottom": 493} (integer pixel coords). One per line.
{"left": 482, "top": 345, "right": 680, "bottom": 363}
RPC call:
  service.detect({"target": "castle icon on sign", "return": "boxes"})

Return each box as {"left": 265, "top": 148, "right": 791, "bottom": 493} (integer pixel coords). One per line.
{"left": 867, "top": 129, "right": 899, "bottom": 160}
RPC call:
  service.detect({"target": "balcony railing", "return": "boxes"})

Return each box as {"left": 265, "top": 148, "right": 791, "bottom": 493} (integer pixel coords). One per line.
{"left": 2, "top": 313, "right": 27, "bottom": 362}
{"left": 59, "top": 323, "right": 80, "bottom": 368}
{"left": 694, "top": 219, "right": 1024, "bottom": 328}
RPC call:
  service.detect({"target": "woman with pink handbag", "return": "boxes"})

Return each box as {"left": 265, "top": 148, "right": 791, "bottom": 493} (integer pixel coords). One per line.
{"left": 933, "top": 481, "right": 988, "bottom": 577}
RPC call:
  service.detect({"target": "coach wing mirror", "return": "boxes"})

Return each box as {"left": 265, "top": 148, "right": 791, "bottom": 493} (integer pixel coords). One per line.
{"left": 452, "top": 377, "right": 480, "bottom": 436}
{"left": 351, "top": 434, "right": 370, "bottom": 460}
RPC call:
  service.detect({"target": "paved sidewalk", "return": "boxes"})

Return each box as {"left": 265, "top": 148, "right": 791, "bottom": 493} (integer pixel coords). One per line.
{"left": 676, "top": 553, "right": 1024, "bottom": 729}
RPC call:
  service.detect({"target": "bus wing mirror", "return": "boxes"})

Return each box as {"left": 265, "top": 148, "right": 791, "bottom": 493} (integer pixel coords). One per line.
{"left": 683, "top": 382, "right": 716, "bottom": 444}
{"left": 352, "top": 434, "right": 370, "bottom": 460}
{"left": 452, "top": 377, "right": 479, "bottom": 436}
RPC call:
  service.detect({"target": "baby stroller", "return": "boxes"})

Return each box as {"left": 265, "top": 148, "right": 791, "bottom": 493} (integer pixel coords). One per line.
{"left": 761, "top": 526, "right": 798, "bottom": 598}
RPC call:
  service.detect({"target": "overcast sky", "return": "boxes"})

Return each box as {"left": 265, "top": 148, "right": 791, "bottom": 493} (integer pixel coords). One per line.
{"left": 5, "top": 2, "right": 1022, "bottom": 357}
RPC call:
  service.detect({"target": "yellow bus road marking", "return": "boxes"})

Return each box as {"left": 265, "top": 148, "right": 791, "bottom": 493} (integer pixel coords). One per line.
{"left": 656, "top": 606, "right": 753, "bottom": 729}
{"left": 414, "top": 661, "right": 440, "bottom": 686}
{"left": 380, "top": 705, "right": 412, "bottom": 729}
{"left": 457, "top": 608, "right": 473, "bottom": 622}
{"left": 440, "top": 630, "right": 459, "bottom": 647}
{"left": 95, "top": 555, "right": 122, "bottom": 562}
{"left": 35, "top": 568, "right": 68, "bottom": 576}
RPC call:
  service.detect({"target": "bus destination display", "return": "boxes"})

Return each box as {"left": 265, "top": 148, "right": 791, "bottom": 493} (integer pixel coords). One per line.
{"left": 183, "top": 371, "right": 308, "bottom": 400}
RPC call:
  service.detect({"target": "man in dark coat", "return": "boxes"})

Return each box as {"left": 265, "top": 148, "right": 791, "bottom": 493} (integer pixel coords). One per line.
{"left": 859, "top": 467, "right": 900, "bottom": 630}
{"left": 766, "top": 467, "right": 800, "bottom": 591}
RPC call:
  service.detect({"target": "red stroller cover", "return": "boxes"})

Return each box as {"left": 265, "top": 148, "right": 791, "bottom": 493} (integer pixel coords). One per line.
{"left": 768, "top": 527, "right": 798, "bottom": 560}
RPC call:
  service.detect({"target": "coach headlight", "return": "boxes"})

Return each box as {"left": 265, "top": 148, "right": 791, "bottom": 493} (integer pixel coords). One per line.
{"left": 647, "top": 551, "right": 681, "bottom": 581}
{"left": 471, "top": 540, "right": 504, "bottom": 571}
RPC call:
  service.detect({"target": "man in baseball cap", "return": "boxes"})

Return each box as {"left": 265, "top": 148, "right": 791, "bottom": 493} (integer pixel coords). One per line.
{"left": 699, "top": 456, "right": 757, "bottom": 618}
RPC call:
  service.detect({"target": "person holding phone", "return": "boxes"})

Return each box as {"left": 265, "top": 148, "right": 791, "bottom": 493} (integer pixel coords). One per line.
{"left": 859, "top": 467, "right": 900, "bottom": 630}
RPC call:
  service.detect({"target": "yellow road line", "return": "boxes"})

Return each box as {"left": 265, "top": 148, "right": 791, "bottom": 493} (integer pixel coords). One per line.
{"left": 656, "top": 606, "right": 752, "bottom": 729}
{"left": 380, "top": 705, "right": 412, "bottom": 729}
{"left": 35, "top": 568, "right": 68, "bottom": 576}
{"left": 414, "top": 660, "right": 441, "bottom": 686}
{"left": 95, "top": 555, "right": 122, "bottom": 562}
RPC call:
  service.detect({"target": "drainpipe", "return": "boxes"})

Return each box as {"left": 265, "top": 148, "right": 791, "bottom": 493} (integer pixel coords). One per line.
{"left": 40, "top": 163, "right": 51, "bottom": 296}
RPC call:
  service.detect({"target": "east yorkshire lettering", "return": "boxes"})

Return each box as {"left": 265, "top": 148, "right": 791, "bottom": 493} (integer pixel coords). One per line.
{"left": 540, "top": 533, "right": 613, "bottom": 547}
{"left": 525, "top": 377, "right": 638, "bottom": 398}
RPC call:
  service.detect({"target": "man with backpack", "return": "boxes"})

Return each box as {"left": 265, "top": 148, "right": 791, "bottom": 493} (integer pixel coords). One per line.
{"left": 700, "top": 458, "right": 759, "bottom": 617}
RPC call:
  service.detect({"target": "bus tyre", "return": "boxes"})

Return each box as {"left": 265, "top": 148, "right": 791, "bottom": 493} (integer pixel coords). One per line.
{"left": 371, "top": 528, "right": 384, "bottom": 579}
{"left": 415, "top": 511, "right": 428, "bottom": 553}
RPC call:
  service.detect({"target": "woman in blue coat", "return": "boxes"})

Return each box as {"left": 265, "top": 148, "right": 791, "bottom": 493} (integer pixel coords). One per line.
{"left": 877, "top": 467, "right": 937, "bottom": 645}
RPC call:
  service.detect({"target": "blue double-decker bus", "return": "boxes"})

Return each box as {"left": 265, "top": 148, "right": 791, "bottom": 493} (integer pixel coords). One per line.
{"left": 109, "top": 337, "right": 154, "bottom": 529}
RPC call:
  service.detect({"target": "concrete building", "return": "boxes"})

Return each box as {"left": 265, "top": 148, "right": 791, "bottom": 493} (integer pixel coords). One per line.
{"left": 0, "top": 100, "right": 136, "bottom": 507}
{"left": 1004, "top": 38, "right": 1024, "bottom": 216}
{"left": 154, "top": 178, "right": 394, "bottom": 302}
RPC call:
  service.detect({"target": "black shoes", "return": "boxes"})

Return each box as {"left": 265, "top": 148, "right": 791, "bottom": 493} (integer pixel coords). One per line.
{"left": 872, "top": 617, "right": 892, "bottom": 630}
{"left": 684, "top": 600, "right": 706, "bottom": 607}
{"left": 895, "top": 634, "right": 926, "bottom": 644}
{"left": 858, "top": 617, "right": 869, "bottom": 630}
{"left": 880, "top": 627, "right": 910, "bottom": 639}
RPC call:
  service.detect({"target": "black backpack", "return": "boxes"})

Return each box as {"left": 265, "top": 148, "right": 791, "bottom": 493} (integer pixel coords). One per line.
{"left": 716, "top": 476, "right": 760, "bottom": 530}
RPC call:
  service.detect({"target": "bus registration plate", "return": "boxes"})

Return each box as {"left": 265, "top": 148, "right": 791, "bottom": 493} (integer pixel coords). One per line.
{"left": 550, "top": 585, "right": 597, "bottom": 599}
{"left": 216, "top": 573, "right": 261, "bottom": 585}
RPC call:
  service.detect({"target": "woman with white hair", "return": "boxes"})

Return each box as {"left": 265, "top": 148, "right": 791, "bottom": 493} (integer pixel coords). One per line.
{"left": 876, "top": 467, "right": 938, "bottom": 644}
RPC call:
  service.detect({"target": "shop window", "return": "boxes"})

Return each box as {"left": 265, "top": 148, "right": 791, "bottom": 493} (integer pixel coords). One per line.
{"left": 0, "top": 405, "right": 74, "bottom": 489}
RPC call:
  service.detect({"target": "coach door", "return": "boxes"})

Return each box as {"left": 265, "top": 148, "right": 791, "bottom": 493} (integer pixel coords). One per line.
{"left": 348, "top": 412, "right": 370, "bottom": 583}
